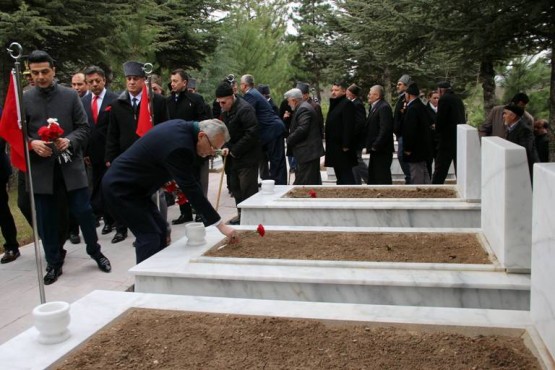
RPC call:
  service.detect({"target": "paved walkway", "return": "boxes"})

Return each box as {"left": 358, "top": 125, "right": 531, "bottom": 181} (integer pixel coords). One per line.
{"left": 0, "top": 169, "right": 237, "bottom": 344}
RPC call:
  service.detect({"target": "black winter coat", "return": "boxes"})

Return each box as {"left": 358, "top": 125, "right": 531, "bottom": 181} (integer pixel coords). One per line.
{"left": 366, "top": 99, "right": 394, "bottom": 154}
{"left": 402, "top": 98, "right": 433, "bottom": 163}
{"left": 324, "top": 95, "right": 357, "bottom": 168}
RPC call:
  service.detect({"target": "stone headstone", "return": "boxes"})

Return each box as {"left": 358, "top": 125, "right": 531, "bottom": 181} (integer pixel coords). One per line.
{"left": 456, "top": 125, "right": 481, "bottom": 201}
{"left": 481, "top": 137, "right": 532, "bottom": 272}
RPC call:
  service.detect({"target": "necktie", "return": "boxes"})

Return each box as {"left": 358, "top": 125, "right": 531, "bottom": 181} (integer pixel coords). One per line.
{"left": 132, "top": 97, "right": 138, "bottom": 114}
{"left": 92, "top": 95, "right": 99, "bottom": 124}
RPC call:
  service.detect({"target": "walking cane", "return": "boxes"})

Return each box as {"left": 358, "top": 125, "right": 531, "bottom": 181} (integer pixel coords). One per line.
{"left": 215, "top": 155, "right": 227, "bottom": 211}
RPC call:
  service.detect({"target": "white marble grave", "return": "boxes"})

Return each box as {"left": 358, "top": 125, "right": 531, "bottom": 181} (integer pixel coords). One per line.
{"left": 1, "top": 290, "right": 547, "bottom": 370}
{"left": 239, "top": 185, "right": 481, "bottom": 228}
{"left": 456, "top": 124, "right": 481, "bottom": 202}
{"left": 481, "top": 137, "right": 533, "bottom": 273}
{"left": 130, "top": 225, "right": 529, "bottom": 311}
{"left": 531, "top": 163, "right": 555, "bottom": 360}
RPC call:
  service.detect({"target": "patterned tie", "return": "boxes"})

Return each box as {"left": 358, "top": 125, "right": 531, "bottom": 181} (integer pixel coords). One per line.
{"left": 92, "top": 95, "right": 99, "bottom": 124}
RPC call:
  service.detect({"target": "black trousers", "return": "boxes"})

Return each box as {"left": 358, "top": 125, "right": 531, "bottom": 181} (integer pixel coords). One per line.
{"left": 333, "top": 166, "right": 356, "bottom": 185}
{"left": 367, "top": 151, "right": 393, "bottom": 185}
{"left": 294, "top": 158, "right": 322, "bottom": 185}
{"left": 264, "top": 136, "right": 287, "bottom": 185}
{"left": 432, "top": 145, "right": 456, "bottom": 184}
{"left": 0, "top": 178, "right": 18, "bottom": 251}
{"left": 229, "top": 164, "right": 259, "bottom": 207}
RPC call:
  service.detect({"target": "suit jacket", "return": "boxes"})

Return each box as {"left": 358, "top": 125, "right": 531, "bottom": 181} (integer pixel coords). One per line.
{"left": 82, "top": 89, "right": 118, "bottom": 165}
{"left": 352, "top": 98, "right": 367, "bottom": 149}
{"left": 402, "top": 98, "right": 433, "bottom": 163}
{"left": 436, "top": 90, "right": 466, "bottom": 147}
{"left": 105, "top": 90, "right": 168, "bottom": 163}
{"left": 23, "top": 84, "right": 90, "bottom": 194}
{"left": 506, "top": 120, "right": 539, "bottom": 180}
{"left": 366, "top": 99, "right": 394, "bottom": 154}
{"left": 167, "top": 91, "right": 209, "bottom": 121}
{"left": 221, "top": 97, "right": 262, "bottom": 169}
{"left": 286, "top": 101, "right": 324, "bottom": 164}
{"left": 393, "top": 93, "right": 406, "bottom": 138}
{"left": 102, "top": 120, "right": 220, "bottom": 230}
{"left": 243, "top": 88, "right": 285, "bottom": 145}
{"left": 324, "top": 95, "right": 357, "bottom": 168}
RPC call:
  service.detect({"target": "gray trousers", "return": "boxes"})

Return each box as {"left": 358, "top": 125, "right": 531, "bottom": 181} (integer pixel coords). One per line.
{"left": 409, "top": 162, "right": 431, "bottom": 184}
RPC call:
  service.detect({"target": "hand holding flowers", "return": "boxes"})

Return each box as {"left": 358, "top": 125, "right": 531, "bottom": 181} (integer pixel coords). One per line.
{"left": 36, "top": 118, "right": 73, "bottom": 164}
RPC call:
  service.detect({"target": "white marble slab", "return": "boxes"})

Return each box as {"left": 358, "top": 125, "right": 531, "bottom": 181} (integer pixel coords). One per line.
{"left": 130, "top": 226, "right": 529, "bottom": 310}
{"left": 481, "top": 137, "right": 533, "bottom": 272}
{"left": 239, "top": 185, "right": 480, "bottom": 228}
{"left": 0, "top": 290, "right": 540, "bottom": 370}
{"left": 456, "top": 125, "right": 481, "bottom": 201}
{"left": 531, "top": 163, "right": 555, "bottom": 359}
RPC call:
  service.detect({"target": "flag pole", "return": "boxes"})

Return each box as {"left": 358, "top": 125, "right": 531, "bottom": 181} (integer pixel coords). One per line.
{"left": 7, "top": 42, "right": 46, "bottom": 303}
{"left": 142, "top": 63, "right": 160, "bottom": 210}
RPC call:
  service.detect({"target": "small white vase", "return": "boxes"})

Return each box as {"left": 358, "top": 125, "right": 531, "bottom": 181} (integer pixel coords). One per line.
{"left": 33, "top": 301, "right": 71, "bottom": 344}
{"left": 260, "top": 179, "right": 275, "bottom": 194}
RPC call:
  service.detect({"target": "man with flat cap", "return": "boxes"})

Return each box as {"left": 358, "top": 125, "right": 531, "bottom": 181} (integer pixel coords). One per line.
{"left": 105, "top": 61, "right": 168, "bottom": 243}
{"left": 103, "top": 119, "right": 238, "bottom": 263}
{"left": 503, "top": 104, "right": 538, "bottom": 183}
{"left": 432, "top": 81, "right": 466, "bottom": 184}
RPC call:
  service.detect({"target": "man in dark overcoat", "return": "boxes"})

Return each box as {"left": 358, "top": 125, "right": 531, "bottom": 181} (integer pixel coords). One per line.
{"left": 105, "top": 61, "right": 169, "bottom": 243}
{"left": 284, "top": 88, "right": 324, "bottom": 185}
{"left": 24, "top": 50, "right": 111, "bottom": 285}
{"left": 365, "top": 85, "right": 394, "bottom": 184}
{"left": 432, "top": 81, "right": 466, "bottom": 184}
{"left": 324, "top": 81, "right": 357, "bottom": 184}
{"left": 102, "top": 119, "right": 237, "bottom": 263}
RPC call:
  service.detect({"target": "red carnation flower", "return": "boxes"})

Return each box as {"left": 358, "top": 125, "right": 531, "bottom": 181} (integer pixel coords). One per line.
{"left": 257, "top": 224, "right": 265, "bottom": 237}
{"left": 308, "top": 189, "right": 317, "bottom": 198}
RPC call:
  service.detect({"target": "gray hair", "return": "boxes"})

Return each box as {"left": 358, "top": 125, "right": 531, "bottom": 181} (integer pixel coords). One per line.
{"left": 199, "top": 119, "right": 230, "bottom": 142}
{"left": 241, "top": 74, "right": 255, "bottom": 87}
{"left": 370, "top": 85, "right": 385, "bottom": 99}
{"left": 284, "top": 88, "right": 303, "bottom": 101}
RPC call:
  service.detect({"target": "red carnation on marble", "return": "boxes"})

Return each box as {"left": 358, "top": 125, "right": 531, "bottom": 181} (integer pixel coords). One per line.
{"left": 257, "top": 224, "right": 265, "bottom": 237}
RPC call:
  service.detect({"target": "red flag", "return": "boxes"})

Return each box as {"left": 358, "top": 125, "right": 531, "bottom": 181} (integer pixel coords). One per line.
{"left": 0, "top": 70, "right": 26, "bottom": 171}
{"left": 135, "top": 83, "right": 153, "bottom": 137}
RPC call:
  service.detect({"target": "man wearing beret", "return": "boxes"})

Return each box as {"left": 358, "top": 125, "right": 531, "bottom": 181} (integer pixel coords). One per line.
{"left": 216, "top": 82, "right": 262, "bottom": 224}
{"left": 503, "top": 104, "right": 539, "bottom": 183}
{"left": 431, "top": 81, "right": 466, "bottom": 184}
{"left": 105, "top": 61, "right": 169, "bottom": 243}
{"left": 479, "top": 93, "right": 535, "bottom": 138}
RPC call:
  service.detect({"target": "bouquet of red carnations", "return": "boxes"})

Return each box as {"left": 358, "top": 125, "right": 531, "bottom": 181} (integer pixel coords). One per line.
{"left": 164, "top": 181, "right": 188, "bottom": 205}
{"left": 37, "top": 118, "right": 73, "bottom": 164}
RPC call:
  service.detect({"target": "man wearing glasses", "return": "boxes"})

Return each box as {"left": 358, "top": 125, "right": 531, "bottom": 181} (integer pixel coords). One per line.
{"left": 102, "top": 119, "right": 238, "bottom": 263}
{"left": 215, "top": 81, "right": 262, "bottom": 225}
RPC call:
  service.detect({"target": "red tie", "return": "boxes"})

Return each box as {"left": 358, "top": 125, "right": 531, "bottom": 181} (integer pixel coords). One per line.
{"left": 92, "top": 95, "right": 99, "bottom": 124}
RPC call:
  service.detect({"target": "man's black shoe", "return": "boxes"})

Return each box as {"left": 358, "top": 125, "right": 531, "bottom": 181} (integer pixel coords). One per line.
{"left": 194, "top": 214, "right": 204, "bottom": 223}
{"left": 227, "top": 216, "right": 241, "bottom": 225}
{"left": 69, "top": 233, "right": 81, "bottom": 244}
{"left": 93, "top": 253, "right": 111, "bottom": 273}
{"left": 0, "top": 250, "right": 20, "bottom": 264}
{"left": 44, "top": 265, "right": 62, "bottom": 285}
{"left": 111, "top": 232, "right": 127, "bottom": 244}
{"left": 172, "top": 214, "right": 192, "bottom": 225}
{"left": 101, "top": 224, "right": 114, "bottom": 235}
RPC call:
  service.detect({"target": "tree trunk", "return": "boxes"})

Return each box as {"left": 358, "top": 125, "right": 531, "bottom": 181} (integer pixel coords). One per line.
{"left": 383, "top": 67, "right": 391, "bottom": 104}
{"left": 479, "top": 61, "right": 496, "bottom": 117}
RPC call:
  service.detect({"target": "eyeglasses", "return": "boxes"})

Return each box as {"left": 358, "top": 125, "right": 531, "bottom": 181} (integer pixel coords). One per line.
{"left": 203, "top": 133, "right": 216, "bottom": 151}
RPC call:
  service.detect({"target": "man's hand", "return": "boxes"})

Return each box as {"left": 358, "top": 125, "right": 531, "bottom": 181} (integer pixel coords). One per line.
{"left": 54, "top": 137, "right": 70, "bottom": 151}
{"left": 30, "top": 140, "right": 53, "bottom": 157}
{"left": 217, "top": 223, "right": 239, "bottom": 244}
{"left": 221, "top": 148, "right": 230, "bottom": 157}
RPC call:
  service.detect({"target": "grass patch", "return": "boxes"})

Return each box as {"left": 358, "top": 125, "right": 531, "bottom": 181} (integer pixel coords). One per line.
{"left": 1, "top": 183, "right": 33, "bottom": 251}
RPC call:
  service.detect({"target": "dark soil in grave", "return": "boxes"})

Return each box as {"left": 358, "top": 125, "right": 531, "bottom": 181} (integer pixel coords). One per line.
{"left": 54, "top": 309, "right": 540, "bottom": 370}
{"left": 205, "top": 231, "right": 491, "bottom": 264}
{"left": 284, "top": 186, "right": 457, "bottom": 198}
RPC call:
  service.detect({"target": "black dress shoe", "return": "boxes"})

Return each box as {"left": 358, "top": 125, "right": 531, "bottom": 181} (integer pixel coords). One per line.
{"left": 194, "top": 214, "right": 204, "bottom": 223}
{"left": 172, "top": 214, "right": 192, "bottom": 225}
{"left": 227, "top": 216, "right": 241, "bottom": 225}
{"left": 111, "top": 232, "right": 127, "bottom": 244}
{"left": 101, "top": 224, "right": 114, "bottom": 235}
{"left": 44, "top": 265, "right": 63, "bottom": 285}
{"left": 93, "top": 253, "right": 111, "bottom": 273}
{"left": 69, "top": 233, "right": 81, "bottom": 244}
{"left": 1, "top": 250, "right": 20, "bottom": 264}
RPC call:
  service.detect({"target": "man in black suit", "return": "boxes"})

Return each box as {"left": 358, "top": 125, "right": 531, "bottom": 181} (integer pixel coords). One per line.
{"left": 284, "top": 88, "right": 324, "bottom": 185}
{"left": 324, "top": 81, "right": 357, "bottom": 185}
{"left": 105, "top": 61, "right": 169, "bottom": 243}
{"left": 402, "top": 83, "right": 433, "bottom": 184}
{"left": 82, "top": 66, "right": 118, "bottom": 236}
{"left": 346, "top": 84, "right": 368, "bottom": 184}
{"left": 167, "top": 68, "right": 210, "bottom": 225}
{"left": 432, "top": 81, "right": 466, "bottom": 184}
{"left": 102, "top": 119, "right": 237, "bottom": 263}
{"left": 365, "top": 85, "right": 394, "bottom": 184}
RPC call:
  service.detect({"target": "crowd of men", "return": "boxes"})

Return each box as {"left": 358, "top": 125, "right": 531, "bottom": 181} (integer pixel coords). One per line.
{"left": 0, "top": 50, "right": 551, "bottom": 286}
